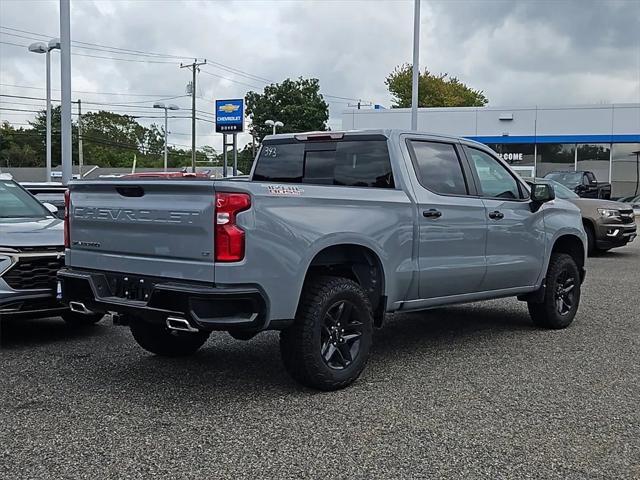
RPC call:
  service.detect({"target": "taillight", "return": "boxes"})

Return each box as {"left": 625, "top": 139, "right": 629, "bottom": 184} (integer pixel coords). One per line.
{"left": 215, "top": 192, "right": 251, "bottom": 262}
{"left": 63, "top": 189, "right": 70, "bottom": 248}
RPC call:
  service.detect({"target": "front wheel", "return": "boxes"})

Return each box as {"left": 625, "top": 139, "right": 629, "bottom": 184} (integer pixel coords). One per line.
{"left": 130, "top": 319, "right": 210, "bottom": 357}
{"left": 528, "top": 253, "right": 581, "bottom": 329}
{"left": 280, "top": 276, "right": 373, "bottom": 391}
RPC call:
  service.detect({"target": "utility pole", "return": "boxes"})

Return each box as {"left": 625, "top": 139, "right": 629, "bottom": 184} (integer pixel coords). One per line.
{"left": 180, "top": 59, "right": 206, "bottom": 172}
{"left": 411, "top": 0, "right": 421, "bottom": 131}
{"left": 77, "top": 99, "right": 83, "bottom": 179}
{"left": 60, "top": 0, "right": 72, "bottom": 185}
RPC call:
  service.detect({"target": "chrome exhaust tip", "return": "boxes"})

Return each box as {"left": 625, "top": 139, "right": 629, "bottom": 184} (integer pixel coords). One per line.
{"left": 166, "top": 316, "right": 199, "bottom": 333}
{"left": 69, "top": 301, "right": 93, "bottom": 315}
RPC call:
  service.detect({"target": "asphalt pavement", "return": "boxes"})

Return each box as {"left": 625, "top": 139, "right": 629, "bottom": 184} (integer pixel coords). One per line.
{"left": 1, "top": 239, "right": 639, "bottom": 479}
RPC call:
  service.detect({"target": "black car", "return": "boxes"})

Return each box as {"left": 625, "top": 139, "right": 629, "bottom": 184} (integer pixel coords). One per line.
{"left": 544, "top": 171, "right": 612, "bottom": 199}
{"left": 0, "top": 175, "right": 102, "bottom": 324}
{"left": 20, "top": 182, "right": 68, "bottom": 219}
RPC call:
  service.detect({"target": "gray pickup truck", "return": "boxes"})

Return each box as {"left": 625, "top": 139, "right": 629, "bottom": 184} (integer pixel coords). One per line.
{"left": 60, "top": 130, "right": 587, "bottom": 390}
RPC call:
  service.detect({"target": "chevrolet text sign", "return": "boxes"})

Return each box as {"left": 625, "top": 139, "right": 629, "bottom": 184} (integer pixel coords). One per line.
{"left": 215, "top": 99, "right": 244, "bottom": 133}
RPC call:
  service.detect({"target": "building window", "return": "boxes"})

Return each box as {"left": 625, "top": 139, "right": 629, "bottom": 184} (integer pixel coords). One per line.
{"left": 611, "top": 143, "right": 640, "bottom": 198}
{"left": 577, "top": 143, "right": 610, "bottom": 182}
{"left": 486, "top": 144, "right": 535, "bottom": 167}
{"left": 536, "top": 144, "right": 575, "bottom": 177}
{"left": 486, "top": 143, "right": 536, "bottom": 179}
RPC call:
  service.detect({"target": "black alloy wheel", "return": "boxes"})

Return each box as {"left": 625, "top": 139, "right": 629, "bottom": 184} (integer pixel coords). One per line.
{"left": 320, "top": 300, "right": 364, "bottom": 370}
{"left": 554, "top": 268, "right": 576, "bottom": 316}
{"left": 528, "top": 253, "right": 581, "bottom": 329}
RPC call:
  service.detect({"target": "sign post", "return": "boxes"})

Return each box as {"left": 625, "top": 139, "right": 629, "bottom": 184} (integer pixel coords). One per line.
{"left": 215, "top": 99, "right": 244, "bottom": 178}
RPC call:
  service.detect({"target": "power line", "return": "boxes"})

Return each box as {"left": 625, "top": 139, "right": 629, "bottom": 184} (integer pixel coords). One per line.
{"left": 1, "top": 39, "right": 180, "bottom": 64}
{"left": 2, "top": 24, "right": 373, "bottom": 107}
{"left": 2, "top": 25, "right": 369, "bottom": 102}
{"left": 0, "top": 83, "right": 184, "bottom": 98}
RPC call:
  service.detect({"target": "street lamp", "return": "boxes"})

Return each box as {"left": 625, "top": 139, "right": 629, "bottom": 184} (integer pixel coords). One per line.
{"left": 28, "top": 38, "right": 60, "bottom": 182}
{"left": 265, "top": 119, "right": 284, "bottom": 135}
{"left": 153, "top": 102, "right": 180, "bottom": 172}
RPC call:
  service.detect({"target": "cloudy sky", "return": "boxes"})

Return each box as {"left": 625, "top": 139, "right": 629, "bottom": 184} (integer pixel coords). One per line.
{"left": 1, "top": 0, "right": 639, "bottom": 152}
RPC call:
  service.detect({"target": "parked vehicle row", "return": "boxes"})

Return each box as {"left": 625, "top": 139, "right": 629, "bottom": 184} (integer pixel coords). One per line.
{"left": 57, "top": 130, "right": 588, "bottom": 390}
{"left": 3, "top": 133, "right": 636, "bottom": 391}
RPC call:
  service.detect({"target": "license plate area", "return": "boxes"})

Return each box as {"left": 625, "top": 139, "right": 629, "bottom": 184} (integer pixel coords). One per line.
{"left": 105, "top": 273, "right": 154, "bottom": 302}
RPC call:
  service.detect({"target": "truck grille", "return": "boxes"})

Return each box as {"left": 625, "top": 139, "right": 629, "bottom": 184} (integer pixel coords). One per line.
{"left": 2, "top": 255, "right": 64, "bottom": 291}
{"left": 619, "top": 209, "right": 635, "bottom": 224}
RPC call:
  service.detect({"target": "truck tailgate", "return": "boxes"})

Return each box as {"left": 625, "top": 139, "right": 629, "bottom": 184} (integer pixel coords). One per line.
{"left": 67, "top": 180, "right": 215, "bottom": 282}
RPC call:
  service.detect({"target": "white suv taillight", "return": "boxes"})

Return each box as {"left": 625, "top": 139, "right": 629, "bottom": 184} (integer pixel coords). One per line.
{"left": 64, "top": 189, "right": 70, "bottom": 248}
{"left": 214, "top": 192, "right": 251, "bottom": 262}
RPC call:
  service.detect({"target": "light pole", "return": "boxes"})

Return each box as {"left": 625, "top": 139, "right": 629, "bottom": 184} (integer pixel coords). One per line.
{"left": 411, "top": 0, "right": 421, "bottom": 131}
{"left": 28, "top": 38, "right": 60, "bottom": 182}
{"left": 265, "top": 119, "right": 284, "bottom": 135}
{"left": 153, "top": 102, "right": 179, "bottom": 171}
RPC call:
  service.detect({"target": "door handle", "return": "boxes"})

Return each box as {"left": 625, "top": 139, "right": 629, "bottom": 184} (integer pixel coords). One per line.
{"left": 423, "top": 209, "right": 442, "bottom": 219}
{"left": 488, "top": 210, "right": 504, "bottom": 220}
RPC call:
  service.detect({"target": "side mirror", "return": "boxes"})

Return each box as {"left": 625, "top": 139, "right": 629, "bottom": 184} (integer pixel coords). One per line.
{"left": 43, "top": 202, "right": 59, "bottom": 214}
{"left": 531, "top": 183, "right": 555, "bottom": 205}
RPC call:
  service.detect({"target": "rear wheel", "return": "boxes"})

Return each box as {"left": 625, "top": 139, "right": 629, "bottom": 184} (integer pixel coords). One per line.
{"left": 528, "top": 253, "right": 581, "bottom": 329}
{"left": 130, "top": 319, "right": 209, "bottom": 357}
{"left": 280, "top": 276, "right": 373, "bottom": 391}
{"left": 62, "top": 311, "right": 104, "bottom": 326}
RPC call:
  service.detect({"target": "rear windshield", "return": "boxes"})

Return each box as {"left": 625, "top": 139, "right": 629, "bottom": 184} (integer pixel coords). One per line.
{"left": 253, "top": 138, "right": 395, "bottom": 188}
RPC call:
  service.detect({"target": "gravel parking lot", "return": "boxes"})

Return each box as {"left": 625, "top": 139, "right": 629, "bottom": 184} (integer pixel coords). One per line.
{"left": 1, "top": 239, "right": 638, "bottom": 480}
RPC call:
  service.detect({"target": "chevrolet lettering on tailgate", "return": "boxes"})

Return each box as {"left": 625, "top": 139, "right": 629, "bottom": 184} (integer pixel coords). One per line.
{"left": 74, "top": 207, "right": 200, "bottom": 225}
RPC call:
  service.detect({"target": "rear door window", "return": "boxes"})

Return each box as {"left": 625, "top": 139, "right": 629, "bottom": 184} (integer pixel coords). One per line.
{"left": 253, "top": 139, "right": 395, "bottom": 188}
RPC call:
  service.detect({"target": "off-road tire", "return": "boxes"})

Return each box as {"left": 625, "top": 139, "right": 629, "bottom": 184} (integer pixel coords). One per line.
{"left": 62, "top": 311, "right": 104, "bottom": 326}
{"left": 280, "top": 276, "right": 373, "bottom": 391}
{"left": 130, "top": 319, "right": 209, "bottom": 357}
{"left": 528, "top": 253, "right": 581, "bottom": 329}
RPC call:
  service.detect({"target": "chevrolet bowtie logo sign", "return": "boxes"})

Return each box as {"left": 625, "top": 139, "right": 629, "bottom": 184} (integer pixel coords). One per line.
{"left": 215, "top": 99, "right": 244, "bottom": 133}
{"left": 218, "top": 103, "right": 240, "bottom": 113}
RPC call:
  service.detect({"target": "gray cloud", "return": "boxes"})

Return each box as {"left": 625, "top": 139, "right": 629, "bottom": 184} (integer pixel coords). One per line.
{"left": 1, "top": 0, "right": 638, "bottom": 152}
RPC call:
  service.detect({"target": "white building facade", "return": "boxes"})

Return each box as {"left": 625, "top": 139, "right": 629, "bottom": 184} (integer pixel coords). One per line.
{"left": 342, "top": 104, "right": 640, "bottom": 197}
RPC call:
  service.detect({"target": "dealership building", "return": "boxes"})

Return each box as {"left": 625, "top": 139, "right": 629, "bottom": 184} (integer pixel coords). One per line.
{"left": 342, "top": 103, "right": 640, "bottom": 197}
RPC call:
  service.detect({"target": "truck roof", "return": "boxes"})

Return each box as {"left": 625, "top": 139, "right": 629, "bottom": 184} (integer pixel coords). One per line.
{"left": 262, "top": 129, "right": 488, "bottom": 148}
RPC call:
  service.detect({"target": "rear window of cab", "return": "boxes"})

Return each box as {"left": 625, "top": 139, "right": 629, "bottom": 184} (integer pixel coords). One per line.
{"left": 253, "top": 138, "right": 395, "bottom": 189}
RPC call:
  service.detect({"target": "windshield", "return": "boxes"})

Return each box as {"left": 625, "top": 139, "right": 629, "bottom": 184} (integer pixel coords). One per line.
{"left": 0, "top": 180, "right": 51, "bottom": 219}
{"left": 544, "top": 172, "right": 582, "bottom": 187}
{"left": 546, "top": 179, "right": 579, "bottom": 199}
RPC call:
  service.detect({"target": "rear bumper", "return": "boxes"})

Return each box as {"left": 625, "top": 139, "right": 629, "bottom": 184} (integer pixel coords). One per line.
{"left": 58, "top": 268, "right": 268, "bottom": 331}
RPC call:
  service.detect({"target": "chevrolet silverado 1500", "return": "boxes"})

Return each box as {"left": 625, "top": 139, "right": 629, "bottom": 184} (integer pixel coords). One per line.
{"left": 59, "top": 130, "right": 587, "bottom": 390}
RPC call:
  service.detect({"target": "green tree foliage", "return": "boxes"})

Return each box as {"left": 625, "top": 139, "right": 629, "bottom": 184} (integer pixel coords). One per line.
{"left": 386, "top": 64, "right": 489, "bottom": 108}
{"left": 245, "top": 77, "right": 329, "bottom": 141}
{"left": 0, "top": 110, "right": 253, "bottom": 171}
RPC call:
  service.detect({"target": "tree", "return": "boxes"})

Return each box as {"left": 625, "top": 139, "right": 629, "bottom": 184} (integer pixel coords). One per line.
{"left": 28, "top": 106, "right": 78, "bottom": 166}
{"left": 385, "top": 64, "right": 489, "bottom": 108}
{"left": 245, "top": 77, "right": 329, "bottom": 141}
